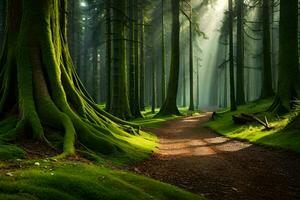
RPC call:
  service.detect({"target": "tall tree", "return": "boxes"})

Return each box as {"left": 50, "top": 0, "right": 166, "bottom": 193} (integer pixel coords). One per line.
{"left": 109, "top": 0, "right": 132, "bottom": 119}
{"left": 105, "top": 0, "right": 112, "bottom": 111}
{"left": 140, "top": 7, "right": 145, "bottom": 111}
{"left": 269, "top": 0, "right": 299, "bottom": 113}
{"left": 228, "top": 0, "right": 237, "bottom": 111}
{"left": 261, "top": 0, "right": 274, "bottom": 98}
{"left": 157, "top": 0, "right": 180, "bottom": 116}
{"left": 236, "top": 0, "right": 245, "bottom": 105}
{"left": 161, "top": 0, "right": 166, "bottom": 105}
{"left": 188, "top": 4, "right": 194, "bottom": 111}
{"left": 0, "top": 0, "right": 139, "bottom": 157}
{"left": 128, "top": 0, "right": 137, "bottom": 116}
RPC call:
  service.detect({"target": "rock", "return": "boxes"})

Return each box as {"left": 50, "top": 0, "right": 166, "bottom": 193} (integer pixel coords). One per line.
{"left": 6, "top": 172, "right": 13, "bottom": 177}
{"left": 34, "top": 162, "right": 40, "bottom": 166}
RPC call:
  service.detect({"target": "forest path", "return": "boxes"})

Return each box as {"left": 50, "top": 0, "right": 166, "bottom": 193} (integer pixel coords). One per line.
{"left": 131, "top": 113, "right": 300, "bottom": 200}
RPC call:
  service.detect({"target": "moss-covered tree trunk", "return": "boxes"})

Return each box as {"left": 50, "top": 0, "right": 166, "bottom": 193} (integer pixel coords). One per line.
{"left": 0, "top": 0, "right": 138, "bottom": 157}
{"left": 236, "top": 0, "right": 245, "bottom": 105}
{"left": 109, "top": 0, "right": 132, "bottom": 119}
{"left": 269, "top": 0, "right": 299, "bottom": 113}
{"left": 92, "top": 45, "right": 100, "bottom": 103}
{"left": 261, "top": 0, "right": 274, "bottom": 99}
{"left": 157, "top": 0, "right": 180, "bottom": 116}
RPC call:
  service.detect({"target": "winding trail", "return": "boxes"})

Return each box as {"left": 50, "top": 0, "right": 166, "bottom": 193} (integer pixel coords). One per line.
{"left": 132, "top": 113, "right": 300, "bottom": 200}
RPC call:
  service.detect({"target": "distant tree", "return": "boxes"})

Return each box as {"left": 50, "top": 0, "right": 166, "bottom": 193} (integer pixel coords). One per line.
{"left": 228, "top": 0, "right": 237, "bottom": 111}
{"left": 269, "top": 0, "right": 299, "bottom": 113}
{"left": 236, "top": 0, "right": 246, "bottom": 105}
{"left": 157, "top": 0, "right": 181, "bottom": 116}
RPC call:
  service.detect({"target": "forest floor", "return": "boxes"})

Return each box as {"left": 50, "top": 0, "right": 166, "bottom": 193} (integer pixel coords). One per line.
{"left": 129, "top": 113, "right": 300, "bottom": 200}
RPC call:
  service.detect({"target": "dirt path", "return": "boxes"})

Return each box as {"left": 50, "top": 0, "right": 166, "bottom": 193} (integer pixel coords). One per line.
{"left": 132, "top": 113, "right": 300, "bottom": 200}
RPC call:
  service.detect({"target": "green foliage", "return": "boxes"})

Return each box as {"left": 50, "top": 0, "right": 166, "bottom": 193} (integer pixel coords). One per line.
{"left": 205, "top": 99, "right": 300, "bottom": 153}
{"left": 0, "top": 162, "right": 204, "bottom": 200}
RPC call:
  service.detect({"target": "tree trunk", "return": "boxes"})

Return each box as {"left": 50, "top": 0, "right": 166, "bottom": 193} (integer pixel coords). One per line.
{"left": 128, "top": 0, "right": 136, "bottom": 117}
{"left": 140, "top": 8, "right": 145, "bottom": 111}
{"left": 156, "top": 0, "right": 180, "bottom": 116}
{"left": 228, "top": 0, "right": 237, "bottom": 111}
{"left": 109, "top": 0, "right": 132, "bottom": 119}
{"left": 152, "top": 45, "right": 156, "bottom": 114}
{"left": 0, "top": 0, "right": 139, "bottom": 157}
{"left": 92, "top": 45, "right": 100, "bottom": 103}
{"left": 188, "top": 9, "right": 194, "bottom": 111}
{"left": 131, "top": 0, "right": 142, "bottom": 118}
{"left": 261, "top": 0, "right": 274, "bottom": 98}
{"left": 105, "top": 0, "right": 112, "bottom": 111}
{"left": 161, "top": 0, "right": 166, "bottom": 105}
{"left": 236, "top": 0, "right": 245, "bottom": 105}
{"left": 269, "top": 0, "right": 299, "bottom": 113}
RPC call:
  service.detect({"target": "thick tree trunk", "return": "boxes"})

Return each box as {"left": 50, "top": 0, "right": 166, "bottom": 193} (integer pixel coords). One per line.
{"left": 261, "top": 0, "right": 274, "bottom": 98}
{"left": 0, "top": 0, "right": 138, "bottom": 157}
{"left": 157, "top": 0, "right": 180, "bottom": 116}
{"left": 236, "top": 0, "right": 245, "bottom": 105}
{"left": 228, "top": 0, "right": 237, "bottom": 111}
{"left": 109, "top": 0, "right": 132, "bottom": 119}
{"left": 269, "top": 0, "right": 299, "bottom": 113}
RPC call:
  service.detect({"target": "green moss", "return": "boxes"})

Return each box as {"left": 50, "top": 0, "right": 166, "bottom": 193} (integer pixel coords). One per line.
{"left": 205, "top": 99, "right": 300, "bottom": 153}
{"left": 0, "top": 162, "right": 204, "bottom": 200}
{"left": 131, "top": 107, "right": 191, "bottom": 128}
{"left": 0, "top": 145, "right": 26, "bottom": 161}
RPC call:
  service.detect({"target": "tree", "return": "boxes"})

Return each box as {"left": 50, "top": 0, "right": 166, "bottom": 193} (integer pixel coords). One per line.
{"left": 228, "top": 0, "right": 237, "bottom": 111}
{"left": 188, "top": 3, "right": 194, "bottom": 111}
{"left": 236, "top": 0, "right": 245, "bottom": 105}
{"left": 109, "top": 0, "right": 132, "bottom": 119}
{"left": 0, "top": 0, "right": 138, "bottom": 157}
{"left": 260, "top": 0, "right": 274, "bottom": 98}
{"left": 161, "top": 0, "right": 166, "bottom": 105}
{"left": 157, "top": 0, "right": 181, "bottom": 116}
{"left": 105, "top": 0, "right": 112, "bottom": 111}
{"left": 269, "top": 0, "right": 299, "bottom": 113}
{"left": 140, "top": 7, "right": 145, "bottom": 111}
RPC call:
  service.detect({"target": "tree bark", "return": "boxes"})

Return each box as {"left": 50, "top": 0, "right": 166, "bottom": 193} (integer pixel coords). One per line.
{"left": 161, "top": 0, "right": 166, "bottom": 105}
{"left": 236, "top": 0, "right": 245, "bottom": 105}
{"left": 261, "top": 0, "right": 274, "bottom": 98}
{"left": 109, "top": 0, "right": 132, "bottom": 119}
{"left": 105, "top": 0, "right": 112, "bottom": 111}
{"left": 156, "top": 0, "right": 180, "bottom": 116}
{"left": 269, "top": 0, "right": 299, "bottom": 113}
{"left": 228, "top": 0, "right": 237, "bottom": 111}
{"left": 188, "top": 7, "right": 194, "bottom": 111}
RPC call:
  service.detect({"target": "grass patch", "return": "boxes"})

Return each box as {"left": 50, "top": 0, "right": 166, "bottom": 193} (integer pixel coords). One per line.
{"left": 132, "top": 107, "right": 197, "bottom": 128}
{"left": 204, "top": 98, "right": 300, "bottom": 153}
{"left": 0, "top": 161, "right": 204, "bottom": 200}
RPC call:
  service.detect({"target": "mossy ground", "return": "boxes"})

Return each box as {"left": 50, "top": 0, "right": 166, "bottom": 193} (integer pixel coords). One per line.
{"left": 0, "top": 161, "right": 204, "bottom": 200}
{"left": 0, "top": 106, "right": 205, "bottom": 200}
{"left": 204, "top": 99, "right": 300, "bottom": 153}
